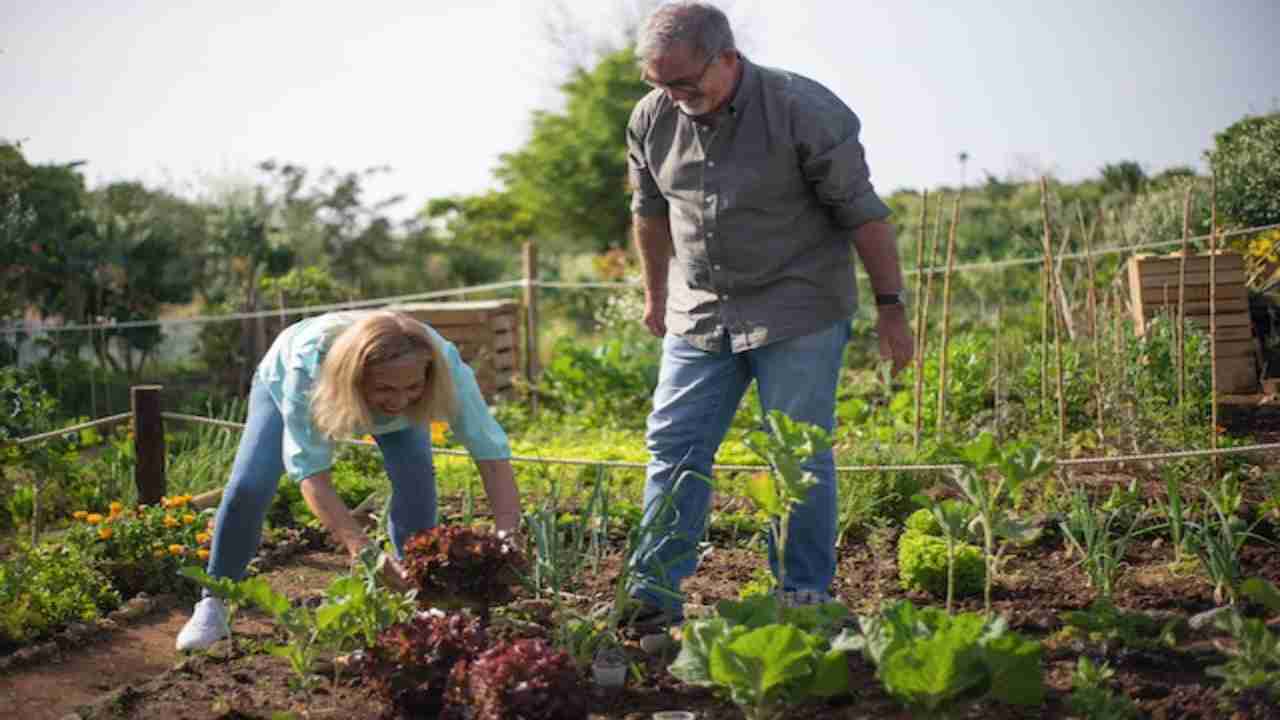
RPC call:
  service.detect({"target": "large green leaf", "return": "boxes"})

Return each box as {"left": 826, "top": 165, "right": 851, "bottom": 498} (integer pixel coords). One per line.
{"left": 710, "top": 624, "right": 815, "bottom": 707}
{"left": 982, "top": 632, "right": 1045, "bottom": 706}
{"left": 745, "top": 470, "right": 784, "bottom": 516}
{"left": 668, "top": 618, "right": 735, "bottom": 686}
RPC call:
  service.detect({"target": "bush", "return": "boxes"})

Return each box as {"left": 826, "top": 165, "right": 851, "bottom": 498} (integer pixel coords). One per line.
{"left": 63, "top": 495, "right": 214, "bottom": 598}
{"left": 905, "top": 508, "right": 939, "bottom": 536}
{"left": 0, "top": 541, "right": 120, "bottom": 647}
{"left": 897, "top": 529, "right": 985, "bottom": 598}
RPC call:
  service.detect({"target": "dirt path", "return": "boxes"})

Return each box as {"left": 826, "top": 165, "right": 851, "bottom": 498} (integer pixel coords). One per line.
{"left": 0, "top": 548, "right": 348, "bottom": 720}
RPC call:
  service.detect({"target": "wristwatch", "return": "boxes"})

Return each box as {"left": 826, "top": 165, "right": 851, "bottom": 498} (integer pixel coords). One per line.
{"left": 875, "top": 291, "right": 906, "bottom": 307}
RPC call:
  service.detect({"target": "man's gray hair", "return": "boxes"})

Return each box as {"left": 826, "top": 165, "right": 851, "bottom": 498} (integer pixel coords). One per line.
{"left": 637, "top": 1, "right": 735, "bottom": 63}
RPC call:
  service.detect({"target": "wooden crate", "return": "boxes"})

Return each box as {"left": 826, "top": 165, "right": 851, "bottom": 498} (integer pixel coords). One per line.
{"left": 391, "top": 300, "right": 521, "bottom": 401}
{"left": 1127, "top": 251, "right": 1258, "bottom": 393}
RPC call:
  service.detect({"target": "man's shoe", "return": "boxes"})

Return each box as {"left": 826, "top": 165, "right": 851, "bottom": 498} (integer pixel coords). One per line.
{"left": 616, "top": 597, "right": 683, "bottom": 637}
{"left": 176, "top": 597, "right": 229, "bottom": 651}
{"left": 781, "top": 589, "right": 835, "bottom": 608}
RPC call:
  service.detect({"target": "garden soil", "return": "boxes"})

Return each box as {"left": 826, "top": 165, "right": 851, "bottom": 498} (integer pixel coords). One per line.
{"left": 1, "top": 404, "right": 1278, "bottom": 719}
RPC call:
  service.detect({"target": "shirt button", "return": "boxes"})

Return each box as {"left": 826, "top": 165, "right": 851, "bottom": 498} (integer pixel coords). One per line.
{"left": 705, "top": 196, "right": 714, "bottom": 204}
{"left": 713, "top": 264, "right": 722, "bottom": 271}
{"left": 708, "top": 161, "right": 716, "bottom": 168}
{"left": 707, "top": 232, "right": 714, "bottom": 239}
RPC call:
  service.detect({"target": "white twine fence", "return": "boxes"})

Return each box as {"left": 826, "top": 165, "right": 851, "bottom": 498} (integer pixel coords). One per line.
{"left": 10, "top": 410, "right": 1272, "bottom": 476}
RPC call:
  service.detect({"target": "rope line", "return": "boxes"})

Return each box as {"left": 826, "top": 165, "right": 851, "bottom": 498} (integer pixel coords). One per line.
{"left": 5, "top": 280, "right": 525, "bottom": 334}
{"left": 6, "top": 223, "right": 1276, "bottom": 336}
{"left": 6, "top": 413, "right": 134, "bottom": 447}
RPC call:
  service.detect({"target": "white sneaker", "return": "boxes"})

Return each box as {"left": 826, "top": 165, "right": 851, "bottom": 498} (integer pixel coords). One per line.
{"left": 176, "top": 597, "right": 229, "bottom": 651}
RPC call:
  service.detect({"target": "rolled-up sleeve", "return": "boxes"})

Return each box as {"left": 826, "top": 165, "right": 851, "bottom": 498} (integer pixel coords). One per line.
{"left": 796, "top": 96, "right": 891, "bottom": 229}
{"left": 627, "top": 102, "right": 669, "bottom": 217}
{"left": 441, "top": 340, "right": 511, "bottom": 461}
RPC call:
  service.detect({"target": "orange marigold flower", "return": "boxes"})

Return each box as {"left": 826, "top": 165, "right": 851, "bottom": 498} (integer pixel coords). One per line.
{"left": 86, "top": 513, "right": 104, "bottom": 525}
{"left": 98, "top": 527, "right": 114, "bottom": 540}
{"left": 168, "top": 544, "right": 185, "bottom": 556}
{"left": 196, "top": 549, "right": 210, "bottom": 561}
{"left": 196, "top": 532, "right": 212, "bottom": 545}
{"left": 182, "top": 513, "right": 196, "bottom": 525}
{"left": 109, "top": 501, "right": 124, "bottom": 513}
{"left": 73, "top": 511, "right": 88, "bottom": 520}
{"left": 431, "top": 421, "right": 449, "bottom": 445}
{"left": 163, "top": 515, "right": 179, "bottom": 528}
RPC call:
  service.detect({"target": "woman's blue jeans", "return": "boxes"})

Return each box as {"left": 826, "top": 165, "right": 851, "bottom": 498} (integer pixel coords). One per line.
{"left": 630, "top": 320, "right": 851, "bottom": 615}
{"left": 206, "top": 379, "right": 437, "bottom": 581}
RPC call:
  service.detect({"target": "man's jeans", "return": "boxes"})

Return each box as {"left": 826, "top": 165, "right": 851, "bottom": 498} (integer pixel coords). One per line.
{"left": 206, "top": 379, "right": 438, "bottom": 581}
{"left": 630, "top": 320, "right": 851, "bottom": 615}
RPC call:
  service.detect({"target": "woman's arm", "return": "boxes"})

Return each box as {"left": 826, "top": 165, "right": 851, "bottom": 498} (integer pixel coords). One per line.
{"left": 300, "top": 471, "right": 408, "bottom": 587}
{"left": 476, "top": 459, "right": 522, "bottom": 534}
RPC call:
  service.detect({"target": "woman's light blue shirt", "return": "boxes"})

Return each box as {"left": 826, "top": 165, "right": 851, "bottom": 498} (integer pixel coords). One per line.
{"left": 255, "top": 311, "right": 511, "bottom": 481}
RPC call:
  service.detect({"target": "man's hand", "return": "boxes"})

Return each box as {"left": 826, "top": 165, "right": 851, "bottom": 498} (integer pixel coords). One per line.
{"left": 877, "top": 304, "right": 914, "bottom": 375}
{"left": 643, "top": 289, "right": 667, "bottom": 338}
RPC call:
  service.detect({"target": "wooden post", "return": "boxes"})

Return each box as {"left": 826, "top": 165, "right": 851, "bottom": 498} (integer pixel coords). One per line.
{"left": 522, "top": 241, "right": 539, "bottom": 413}
{"left": 132, "top": 385, "right": 166, "bottom": 506}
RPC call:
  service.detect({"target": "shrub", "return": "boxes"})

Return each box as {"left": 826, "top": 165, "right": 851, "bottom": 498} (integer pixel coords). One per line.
{"left": 63, "top": 495, "right": 214, "bottom": 598}
{"left": 0, "top": 541, "right": 120, "bottom": 647}
{"left": 402, "top": 525, "right": 526, "bottom": 617}
{"left": 897, "top": 529, "right": 985, "bottom": 598}
{"left": 362, "top": 609, "right": 488, "bottom": 719}
{"left": 447, "top": 638, "right": 587, "bottom": 720}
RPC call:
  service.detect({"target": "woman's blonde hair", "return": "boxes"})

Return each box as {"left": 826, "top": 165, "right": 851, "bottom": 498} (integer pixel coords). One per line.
{"left": 310, "top": 311, "right": 457, "bottom": 439}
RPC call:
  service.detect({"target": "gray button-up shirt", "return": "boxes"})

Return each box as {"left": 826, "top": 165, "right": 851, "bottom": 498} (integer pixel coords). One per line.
{"left": 627, "top": 55, "right": 891, "bottom": 353}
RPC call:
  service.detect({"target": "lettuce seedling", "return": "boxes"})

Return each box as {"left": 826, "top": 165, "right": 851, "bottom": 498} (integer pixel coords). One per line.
{"left": 449, "top": 638, "right": 587, "bottom": 720}
{"left": 402, "top": 525, "right": 526, "bottom": 622}
{"left": 363, "top": 609, "right": 488, "bottom": 718}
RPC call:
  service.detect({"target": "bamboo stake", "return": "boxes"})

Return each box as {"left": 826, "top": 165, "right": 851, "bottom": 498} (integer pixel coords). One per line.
{"left": 994, "top": 305, "right": 1003, "bottom": 443}
{"left": 920, "top": 194, "right": 946, "bottom": 362}
{"left": 1039, "top": 178, "right": 1066, "bottom": 443}
{"left": 1078, "top": 204, "right": 1103, "bottom": 439}
{"left": 1040, "top": 258, "right": 1050, "bottom": 417}
{"left": 1178, "top": 187, "right": 1192, "bottom": 429}
{"left": 936, "top": 194, "right": 961, "bottom": 443}
{"left": 1210, "top": 174, "right": 1220, "bottom": 480}
{"left": 912, "top": 191, "right": 930, "bottom": 450}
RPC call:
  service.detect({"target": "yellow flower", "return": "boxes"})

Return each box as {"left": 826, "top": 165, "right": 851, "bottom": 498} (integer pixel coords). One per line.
{"left": 182, "top": 513, "right": 196, "bottom": 525}
{"left": 431, "top": 421, "right": 449, "bottom": 445}
{"left": 109, "top": 501, "right": 124, "bottom": 513}
{"left": 168, "top": 544, "right": 185, "bottom": 556}
{"left": 153, "top": 549, "right": 166, "bottom": 559}
{"left": 98, "top": 527, "right": 114, "bottom": 540}
{"left": 163, "top": 514, "right": 179, "bottom": 528}
{"left": 86, "top": 513, "right": 104, "bottom": 525}
{"left": 73, "top": 511, "right": 88, "bottom": 520}
{"left": 174, "top": 495, "right": 192, "bottom": 507}
{"left": 196, "top": 549, "right": 210, "bottom": 560}
{"left": 196, "top": 532, "right": 212, "bottom": 545}
{"left": 161, "top": 496, "right": 172, "bottom": 508}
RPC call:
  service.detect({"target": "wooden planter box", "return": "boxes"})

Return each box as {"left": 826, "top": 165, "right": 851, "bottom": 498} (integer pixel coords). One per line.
{"left": 391, "top": 300, "right": 521, "bottom": 401}
{"left": 1127, "top": 251, "right": 1258, "bottom": 393}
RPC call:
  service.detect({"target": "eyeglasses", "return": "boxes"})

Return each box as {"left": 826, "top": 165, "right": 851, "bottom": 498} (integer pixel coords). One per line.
{"left": 643, "top": 53, "right": 718, "bottom": 94}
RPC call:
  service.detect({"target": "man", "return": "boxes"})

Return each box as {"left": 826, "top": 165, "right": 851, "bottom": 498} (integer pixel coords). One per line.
{"left": 625, "top": 1, "right": 912, "bottom": 628}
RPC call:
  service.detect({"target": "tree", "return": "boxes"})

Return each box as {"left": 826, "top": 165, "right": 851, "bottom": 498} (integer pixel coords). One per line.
{"left": 494, "top": 47, "right": 651, "bottom": 253}
{"left": 1207, "top": 112, "right": 1280, "bottom": 230}
{"left": 1099, "top": 161, "right": 1146, "bottom": 196}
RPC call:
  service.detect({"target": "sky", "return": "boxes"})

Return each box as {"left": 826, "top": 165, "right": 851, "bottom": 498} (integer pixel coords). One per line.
{"left": 2, "top": 0, "right": 1277, "bottom": 223}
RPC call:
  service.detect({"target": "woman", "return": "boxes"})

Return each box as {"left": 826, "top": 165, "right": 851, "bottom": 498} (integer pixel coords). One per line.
{"left": 176, "top": 310, "right": 522, "bottom": 651}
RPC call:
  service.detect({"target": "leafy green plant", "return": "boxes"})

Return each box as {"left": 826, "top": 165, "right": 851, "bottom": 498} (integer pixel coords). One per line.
{"left": 1153, "top": 463, "right": 1196, "bottom": 564}
{"left": 361, "top": 609, "right": 489, "bottom": 719}
{"left": 447, "top": 638, "right": 588, "bottom": 720}
{"left": 1066, "top": 656, "right": 1138, "bottom": 719}
{"left": 896, "top": 527, "right": 985, "bottom": 605}
{"left": 0, "top": 541, "right": 120, "bottom": 647}
{"left": 669, "top": 594, "right": 853, "bottom": 719}
{"left": 1187, "top": 490, "right": 1267, "bottom": 605}
{"left": 942, "top": 432, "right": 1053, "bottom": 615}
{"left": 846, "top": 599, "right": 1044, "bottom": 717}
{"left": 402, "top": 525, "right": 526, "bottom": 622}
{"left": 1195, "top": 578, "right": 1280, "bottom": 699}
{"left": 1058, "top": 486, "right": 1148, "bottom": 600}
{"left": 907, "top": 498, "right": 979, "bottom": 612}
{"left": 741, "top": 409, "right": 831, "bottom": 615}
{"left": 1060, "top": 598, "right": 1184, "bottom": 654}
